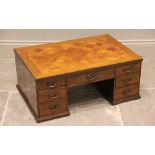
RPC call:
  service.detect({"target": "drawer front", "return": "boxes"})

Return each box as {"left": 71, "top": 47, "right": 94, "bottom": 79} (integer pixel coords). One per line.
{"left": 115, "top": 73, "right": 140, "bottom": 88}
{"left": 114, "top": 84, "right": 139, "bottom": 100}
{"left": 68, "top": 68, "right": 114, "bottom": 87}
{"left": 37, "top": 76, "right": 66, "bottom": 90}
{"left": 38, "top": 87, "right": 67, "bottom": 103}
{"left": 116, "top": 62, "right": 141, "bottom": 76}
{"left": 39, "top": 101, "right": 67, "bottom": 117}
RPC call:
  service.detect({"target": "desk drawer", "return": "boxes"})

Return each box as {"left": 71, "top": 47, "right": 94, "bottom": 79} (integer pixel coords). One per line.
{"left": 115, "top": 73, "right": 140, "bottom": 88}
{"left": 114, "top": 84, "right": 139, "bottom": 100}
{"left": 68, "top": 68, "right": 114, "bottom": 87}
{"left": 38, "top": 87, "right": 67, "bottom": 103}
{"left": 116, "top": 62, "right": 141, "bottom": 76}
{"left": 37, "top": 76, "right": 66, "bottom": 90}
{"left": 39, "top": 101, "right": 67, "bottom": 117}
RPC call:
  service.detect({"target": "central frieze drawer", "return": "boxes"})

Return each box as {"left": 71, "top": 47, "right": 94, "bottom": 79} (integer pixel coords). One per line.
{"left": 68, "top": 67, "right": 114, "bottom": 87}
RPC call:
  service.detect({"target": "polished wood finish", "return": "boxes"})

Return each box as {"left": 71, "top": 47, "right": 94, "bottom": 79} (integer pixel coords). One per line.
{"left": 68, "top": 67, "right": 114, "bottom": 87}
{"left": 38, "top": 87, "right": 67, "bottom": 103}
{"left": 114, "top": 84, "right": 139, "bottom": 100}
{"left": 112, "top": 95, "right": 141, "bottom": 105}
{"left": 115, "top": 72, "right": 140, "bottom": 88}
{"left": 116, "top": 62, "right": 141, "bottom": 76}
{"left": 15, "top": 34, "right": 142, "bottom": 79}
{"left": 39, "top": 101, "right": 68, "bottom": 117}
{"left": 17, "top": 84, "right": 70, "bottom": 123}
{"left": 14, "top": 34, "right": 143, "bottom": 122}
{"left": 37, "top": 76, "right": 66, "bottom": 90}
{"left": 15, "top": 54, "right": 38, "bottom": 114}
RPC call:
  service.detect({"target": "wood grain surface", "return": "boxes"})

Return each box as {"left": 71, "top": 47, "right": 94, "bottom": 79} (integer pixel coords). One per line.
{"left": 15, "top": 34, "right": 142, "bottom": 79}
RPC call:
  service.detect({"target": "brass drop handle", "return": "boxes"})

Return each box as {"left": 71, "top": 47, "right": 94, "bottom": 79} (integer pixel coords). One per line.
{"left": 87, "top": 73, "right": 96, "bottom": 81}
{"left": 123, "top": 65, "right": 134, "bottom": 72}
{"left": 122, "top": 89, "right": 130, "bottom": 95}
{"left": 49, "top": 104, "right": 59, "bottom": 111}
{"left": 48, "top": 92, "right": 58, "bottom": 99}
{"left": 47, "top": 81, "right": 56, "bottom": 88}
{"left": 123, "top": 78, "right": 132, "bottom": 84}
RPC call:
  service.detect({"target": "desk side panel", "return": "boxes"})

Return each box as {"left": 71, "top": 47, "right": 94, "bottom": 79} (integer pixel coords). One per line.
{"left": 15, "top": 53, "right": 38, "bottom": 115}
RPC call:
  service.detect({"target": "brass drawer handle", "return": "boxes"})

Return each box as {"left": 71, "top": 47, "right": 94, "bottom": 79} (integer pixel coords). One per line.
{"left": 122, "top": 89, "right": 130, "bottom": 95}
{"left": 123, "top": 78, "right": 132, "bottom": 84}
{"left": 87, "top": 73, "right": 96, "bottom": 81}
{"left": 123, "top": 65, "right": 134, "bottom": 72}
{"left": 48, "top": 92, "right": 58, "bottom": 99}
{"left": 49, "top": 104, "right": 59, "bottom": 111}
{"left": 47, "top": 81, "right": 56, "bottom": 88}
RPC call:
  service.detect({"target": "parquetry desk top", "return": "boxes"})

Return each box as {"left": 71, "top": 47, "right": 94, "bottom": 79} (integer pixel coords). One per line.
{"left": 15, "top": 34, "right": 142, "bottom": 79}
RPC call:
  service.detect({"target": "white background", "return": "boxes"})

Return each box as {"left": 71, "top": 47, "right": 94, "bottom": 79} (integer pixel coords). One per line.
{"left": 0, "top": 0, "right": 155, "bottom": 28}
{"left": 0, "top": 0, "right": 155, "bottom": 155}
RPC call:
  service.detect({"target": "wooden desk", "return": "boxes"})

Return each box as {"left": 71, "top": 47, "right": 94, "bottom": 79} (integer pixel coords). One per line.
{"left": 14, "top": 34, "right": 143, "bottom": 122}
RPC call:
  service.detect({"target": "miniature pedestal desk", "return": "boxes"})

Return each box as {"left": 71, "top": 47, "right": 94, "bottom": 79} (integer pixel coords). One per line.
{"left": 14, "top": 35, "right": 143, "bottom": 122}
